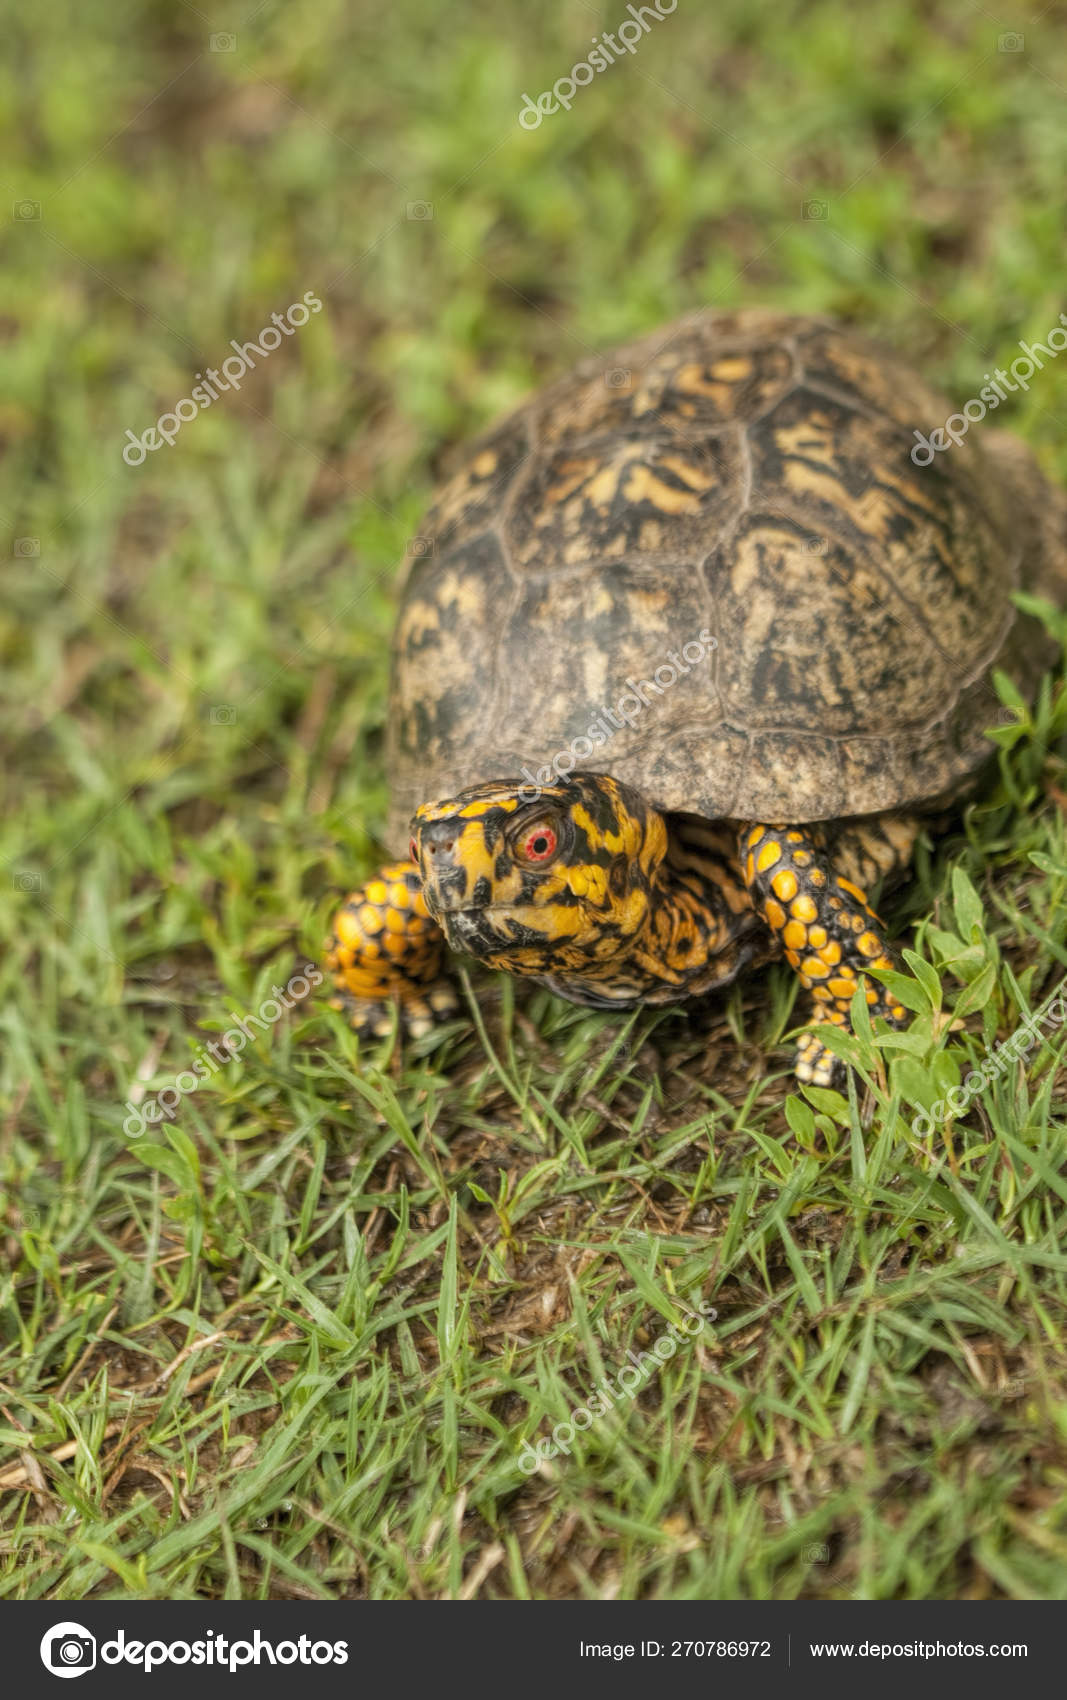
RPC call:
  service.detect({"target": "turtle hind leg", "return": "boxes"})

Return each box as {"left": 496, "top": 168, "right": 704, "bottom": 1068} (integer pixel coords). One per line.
{"left": 740, "top": 820, "right": 919, "bottom": 1088}
{"left": 325, "top": 860, "right": 459, "bottom": 1040}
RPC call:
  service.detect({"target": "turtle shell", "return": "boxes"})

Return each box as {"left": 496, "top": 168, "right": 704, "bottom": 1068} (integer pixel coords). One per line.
{"left": 385, "top": 310, "right": 1067, "bottom": 850}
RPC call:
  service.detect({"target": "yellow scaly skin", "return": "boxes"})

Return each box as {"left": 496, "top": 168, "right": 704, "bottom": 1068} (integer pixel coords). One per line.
{"left": 325, "top": 773, "right": 917, "bottom": 1083}
{"left": 325, "top": 861, "right": 458, "bottom": 1039}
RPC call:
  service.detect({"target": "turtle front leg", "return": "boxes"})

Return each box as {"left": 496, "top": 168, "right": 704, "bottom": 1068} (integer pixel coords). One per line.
{"left": 739, "top": 823, "right": 911, "bottom": 1087}
{"left": 325, "top": 860, "right": 459, "bottom": 1040}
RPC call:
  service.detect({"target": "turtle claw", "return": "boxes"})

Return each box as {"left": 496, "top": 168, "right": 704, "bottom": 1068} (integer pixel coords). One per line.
{"left": 328, "top": 977, "right": 461, "bottom": 1043}
{"left": 794, "top": 1030, "right": 845, "bottom": 1090}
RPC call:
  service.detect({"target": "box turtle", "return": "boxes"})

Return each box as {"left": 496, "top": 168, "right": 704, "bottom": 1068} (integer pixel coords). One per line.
{"left": 326, "top": 309, "right": 1067, "bottom": 1086}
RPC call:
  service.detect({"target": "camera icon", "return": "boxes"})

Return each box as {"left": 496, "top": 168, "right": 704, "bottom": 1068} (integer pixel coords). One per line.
{"left": 40, "top": 1622, "right": 97, "bottom": 1677}
{"left": 13, "top": 200, "right": 41, "bottom": 221}
{"left": 14, "top": 537, "right": 40, "bottom": 557}
{"left": 13, "top": 871, "right": 42, "bottom": 892}
{"left": 406, "top": 201, "right": 434, "bottom": 220}
{"left": 407, "top": 536, "right": 436, "bottom": 557}
{"left": 802, "top": 200, "right": 829, "bottom": 220}
{"left": 998, "top": 31, "right": 1024, "bottom": 51}
{"left": 803, "top": 1542, "right": 830, "bottom": 1563}
{"left": 604, "top": 367, "right": 633, "bottom": 391}
{"left": 210, "top": 32, "right": 237, "bottom": 51}
{"left": 18, "top": 1207, "right": 41, "bottom": 1229}
{"left": 804, "top": 535, "right": 828, "bottom": 555}
{"left": 209, "top": 704, "right": 237, "bottom": 725}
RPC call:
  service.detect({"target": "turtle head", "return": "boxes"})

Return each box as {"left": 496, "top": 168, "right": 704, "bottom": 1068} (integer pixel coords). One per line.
{"left": 409, "top": 774, "right": 667, "bottom": 973}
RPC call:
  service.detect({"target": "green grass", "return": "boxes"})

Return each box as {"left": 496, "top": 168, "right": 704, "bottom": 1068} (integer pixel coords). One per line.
{"left": 4, "top": 0, "right": 1067, "bottom": 1601}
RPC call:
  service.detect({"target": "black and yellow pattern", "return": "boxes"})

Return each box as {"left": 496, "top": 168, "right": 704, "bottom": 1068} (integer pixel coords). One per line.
{"left": 326, "top": 779, "right": 919, "bottom": 1080}
{"left": 740, "top": 822, "right": 911, "bottom": 1085}
{"left": 410, "top": 776, "right": 765, "bottom": 1011}
{"left": 327, "top": 311, "right": 1067, "bottom": 1079}
{"left": 325, "top": 861, "right": 457, "bottom": 1039}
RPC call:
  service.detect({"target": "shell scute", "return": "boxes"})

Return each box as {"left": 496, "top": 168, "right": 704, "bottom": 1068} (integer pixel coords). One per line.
{"left": 384, "top": 311, "right": 1067, "bottom": 848}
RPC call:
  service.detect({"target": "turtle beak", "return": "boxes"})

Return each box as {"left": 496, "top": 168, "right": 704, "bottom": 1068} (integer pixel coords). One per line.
{"left": 415, "top": 818, "right": 500, "bottom": 942}
{"left": 415, "top": 818, "right": 520, "bottom": 960}
{"left": 439, "top": 907, "right": 505, "bottom": 956}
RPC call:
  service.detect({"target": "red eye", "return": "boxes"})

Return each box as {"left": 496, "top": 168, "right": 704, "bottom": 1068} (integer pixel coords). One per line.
{"left": 520, "top": 823, "right": 558, "bottom": 863}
